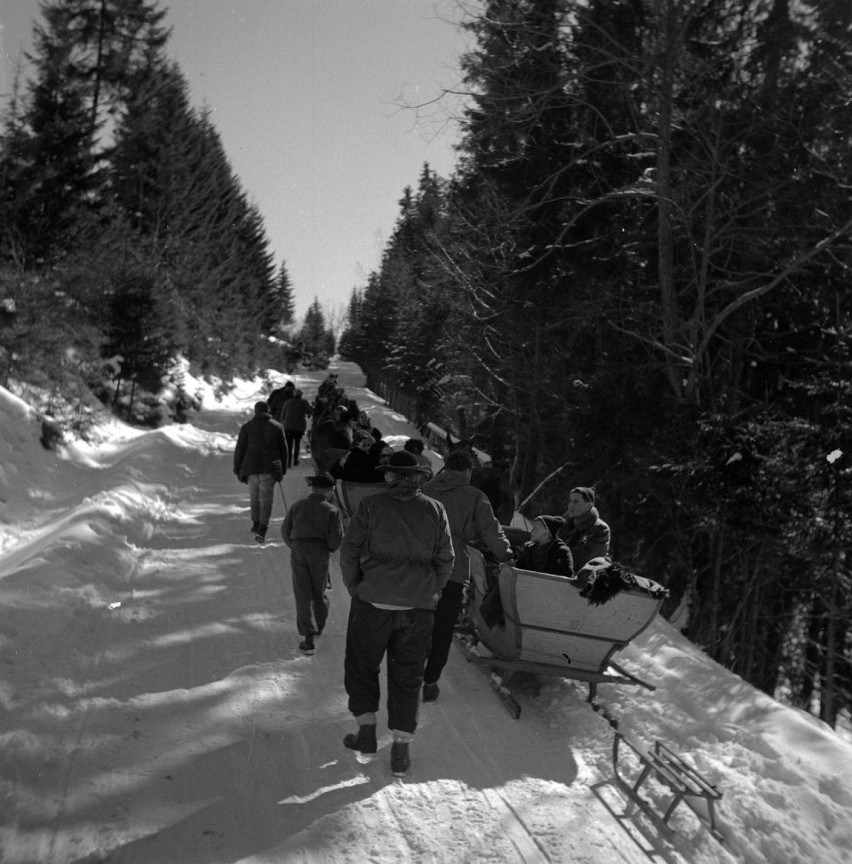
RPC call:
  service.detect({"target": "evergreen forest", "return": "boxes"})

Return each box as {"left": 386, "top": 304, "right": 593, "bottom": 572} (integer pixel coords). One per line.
{"left": 0, "top": 0, "right": 336, "bottom": 429}
{"left": 338, "top": 0, "right": 852, "bottom": 728}
{"left": 1, "top": 0, "right": 850, "bottom": 730}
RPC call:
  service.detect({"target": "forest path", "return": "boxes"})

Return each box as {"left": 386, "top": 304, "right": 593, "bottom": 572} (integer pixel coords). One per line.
{"left": 1, "top": 365, "right": 693, "bottom": 864}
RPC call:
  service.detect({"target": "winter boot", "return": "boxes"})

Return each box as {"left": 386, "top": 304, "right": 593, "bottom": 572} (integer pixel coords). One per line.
{"left": 343, "top": 723, "right": 377, "bottom": 755}
{"left": 298, "top": 634, "right": 315, "bottom": 655}
{"left": 390, "top": 742, "right": 411, "bottom": 777}
{"left": 422, "top": 682, "right": 440, "bottom": 704}
{"left": 255, "top": 523, "right": 268, "bottom": 544}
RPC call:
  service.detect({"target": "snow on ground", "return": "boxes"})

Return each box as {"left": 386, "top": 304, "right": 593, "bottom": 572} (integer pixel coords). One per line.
{"left": 1, "top": 360, "right": 850, "bottom": 864}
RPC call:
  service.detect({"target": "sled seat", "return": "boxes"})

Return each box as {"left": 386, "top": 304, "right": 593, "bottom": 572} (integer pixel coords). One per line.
{"left": 596, "top": 733, "right": 724, "bottom": 842}
{"left": 334, "top": 479, "right": 386, "bottom": 524}
{"left": 465, "top": 547, "right": 663, "bottom": 691}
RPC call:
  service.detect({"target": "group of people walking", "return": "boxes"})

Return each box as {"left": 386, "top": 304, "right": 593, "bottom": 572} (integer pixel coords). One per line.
{"left": 232, "top": 374, "right": 611, "bottom": 777}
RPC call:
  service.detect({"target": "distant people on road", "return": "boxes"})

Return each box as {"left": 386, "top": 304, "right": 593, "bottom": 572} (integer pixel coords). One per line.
{"left": 233, "top": 401, "right": 288, "bottom": 544}
{"left": 559, "top": 487, "right": 611, "bottom": 570}
{"left": 267, "top": 379, "right": 295, "bottom": 422}
{"left": 281, "top": 473, "right": 343, "bottom": 655}
{"left": 420, "top": 451, "right": 512, "bottom": 703}
{"left": 329, "top": 430, "right": 385, "bottom": 484}
{"left": 514, "top": 515, "right": 574, "bottom": 578}
{"left": 339, "top": 450, "right": 454, "bottom": 777}
{"left": 403, "top": 437, "right": 433, "bottom": 479}
{"left": 281, "top": 388, "right": 313, "bottom": 467}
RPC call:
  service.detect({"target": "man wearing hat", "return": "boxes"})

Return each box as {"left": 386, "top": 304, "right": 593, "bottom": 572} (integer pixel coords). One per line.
{"left": 281, "top": 473, "right": 343, "bottom": 655}
{"left": 559, "top": 486, "right": 611, "bottom": 570}
{"left": 339, "top": 450, "right": 454, "bottom": 777}
{"left": 233, "top": 401, "right": 289, "bottom": 543}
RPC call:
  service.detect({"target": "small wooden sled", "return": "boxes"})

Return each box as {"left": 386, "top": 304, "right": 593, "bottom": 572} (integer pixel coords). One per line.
{"left": 593, "top": 732, "right": 724, "bottom": 843}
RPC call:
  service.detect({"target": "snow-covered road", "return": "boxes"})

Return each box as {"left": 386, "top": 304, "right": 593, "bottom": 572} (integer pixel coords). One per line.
{"left": 1, "top": 363, "right": 849, "bottom": 863}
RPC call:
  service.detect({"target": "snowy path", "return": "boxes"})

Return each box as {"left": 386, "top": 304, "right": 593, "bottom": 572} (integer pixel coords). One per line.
{"left": 4, "top": 364, "right": 851, "bottom": 863}
{"left": 0, "top": 369, "right": 678, "bottom": 864}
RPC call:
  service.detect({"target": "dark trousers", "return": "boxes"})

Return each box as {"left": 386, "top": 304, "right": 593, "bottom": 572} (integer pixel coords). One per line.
{"left": 290, "top": 540, "right": 331, "bottom": 637}
{"left": 344, "top": 597, "right": 434, "bottom": 734}
{"left": 284, "top": 430, "right": 304, "bottom": 467}
{"left": 423, "top": 581, "right": 464, "bottom": 686}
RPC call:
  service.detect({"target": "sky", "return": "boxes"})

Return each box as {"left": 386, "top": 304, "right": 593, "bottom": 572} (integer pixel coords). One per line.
{"left": 2, "top": 364, "right": 852, "bottom": 863}
{"left": 0, "top": 0, "right": 472, "bottom": 321}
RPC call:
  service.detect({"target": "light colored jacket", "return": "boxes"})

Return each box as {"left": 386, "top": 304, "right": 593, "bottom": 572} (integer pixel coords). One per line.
{"left": 422, "top": 470, "right": 512, "bottom": 585}
{"left": 281, "top": 492, "right": 342, "bottom": 551}
{"left": 340, "top": 481, "right": 454, "bottom": 609}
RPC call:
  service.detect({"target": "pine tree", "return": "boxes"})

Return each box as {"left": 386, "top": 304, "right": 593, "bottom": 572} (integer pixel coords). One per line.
{"left": 299, "top": 298, "right": 332, "bottom": 370}
{"left": 275, "top": 261, "right": 296, "bottom": 327}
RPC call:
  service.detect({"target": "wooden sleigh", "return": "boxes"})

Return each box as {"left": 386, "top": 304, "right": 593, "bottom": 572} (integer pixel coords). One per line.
{"left": 459, "top": 546, "right": 666, "bottom": 715}
{"left": 334, "top": 479, "right": 386, "bottom": 526}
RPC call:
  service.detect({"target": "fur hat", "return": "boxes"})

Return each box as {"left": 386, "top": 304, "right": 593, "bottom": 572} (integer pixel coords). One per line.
{"left": 306, "top": 473, "right": 335, "bottom": 488}
{"left": 572, "top": 486, "right": 595, "bottom": 504}
{"left": 535, "top": 515, "right": 566, "bottom": 539}
{"left": 254, "top": 401, "right": 270, "bottom": 415}
{"left": 376, "top": 450, "right": 431, "bottom": 475}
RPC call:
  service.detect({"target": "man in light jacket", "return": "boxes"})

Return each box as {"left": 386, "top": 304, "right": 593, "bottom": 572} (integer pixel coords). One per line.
{"left": 420, "top": 450, "right": 512, "bottom": 703}
{"left": 340, "top": 450, "right": 454, "bottom": 777}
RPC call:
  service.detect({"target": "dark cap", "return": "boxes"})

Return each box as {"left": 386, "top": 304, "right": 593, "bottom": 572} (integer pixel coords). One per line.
{"left": 445, "top": 451, "right": 473, "bottom": 472}
{"left": 306, "top": 473, "right": 335, "bottom": 488}
{"left": 255, "top": 401, "right": 270, "bottom": 415}
{"left": 572, "top": 486, "right": 595, "bottom": 504}
{"left": 536, "top": 515, "right": 566, "bottom": 539}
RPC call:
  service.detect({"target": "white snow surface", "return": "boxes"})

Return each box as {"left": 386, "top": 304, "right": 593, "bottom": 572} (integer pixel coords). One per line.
{"left": 1, "top": 361, "right": 850, "bottom": 864}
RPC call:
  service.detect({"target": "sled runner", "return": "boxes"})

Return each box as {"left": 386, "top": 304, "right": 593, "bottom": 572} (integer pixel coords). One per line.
{"left": 459, "top": 547, "right": 666, "bottom": 716}
{"left": 334, "top": 480, "right": 386, "bottom": 526}
{"left": 594, "top": 733, "right": 724, "bottom": 843}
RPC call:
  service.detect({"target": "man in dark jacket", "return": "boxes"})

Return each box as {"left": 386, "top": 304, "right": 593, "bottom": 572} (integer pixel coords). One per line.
{"left": 515, "top": 515, "right": 574, "bottom": 577}
{"left": 329, "top": 430, "right": 385, "bottom": 483}
{"left": 281, "top": 388, "right": 313, "bottom": 467}
{"left": 340, "top": 450, "right": 454, "bottom": 777}
{"left": 559, "top": 486, "right": 611, "bottom": 569}
{"left": 420, "top": 451, "right": 512, "bottom": 703}
{"left": 267, "top": 379, "right": 295, "bottom": 422}
{"left": 233, "top": 401, "right": 288, "bottom": 543}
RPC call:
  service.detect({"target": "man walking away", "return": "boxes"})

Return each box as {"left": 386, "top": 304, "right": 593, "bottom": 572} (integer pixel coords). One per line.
{"left": 421, "top": 450, "right": 512, "bottom": 703}
{"left": 233, "top": 401, "right": 288, "bottom": 543}
{"left": 340, "top": 450, "right": 454, "bottom": 777}
{"left": 281, "top": 473, "right": 342, "bottom": 655}
{"left": 281, "top": 388, "right": 313, "bottom": 467}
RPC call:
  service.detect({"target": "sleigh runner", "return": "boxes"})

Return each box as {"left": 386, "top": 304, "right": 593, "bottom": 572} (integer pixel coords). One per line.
{"left": 459, "top": 546, "right": 667, "bottom": 716}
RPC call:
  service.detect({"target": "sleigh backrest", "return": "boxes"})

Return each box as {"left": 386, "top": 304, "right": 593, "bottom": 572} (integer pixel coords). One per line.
{"left": 467, "top": 547, "right": 662, "bottom": 674}
{"left": 335, "top": 480, "right": 386, "bottom": 523}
